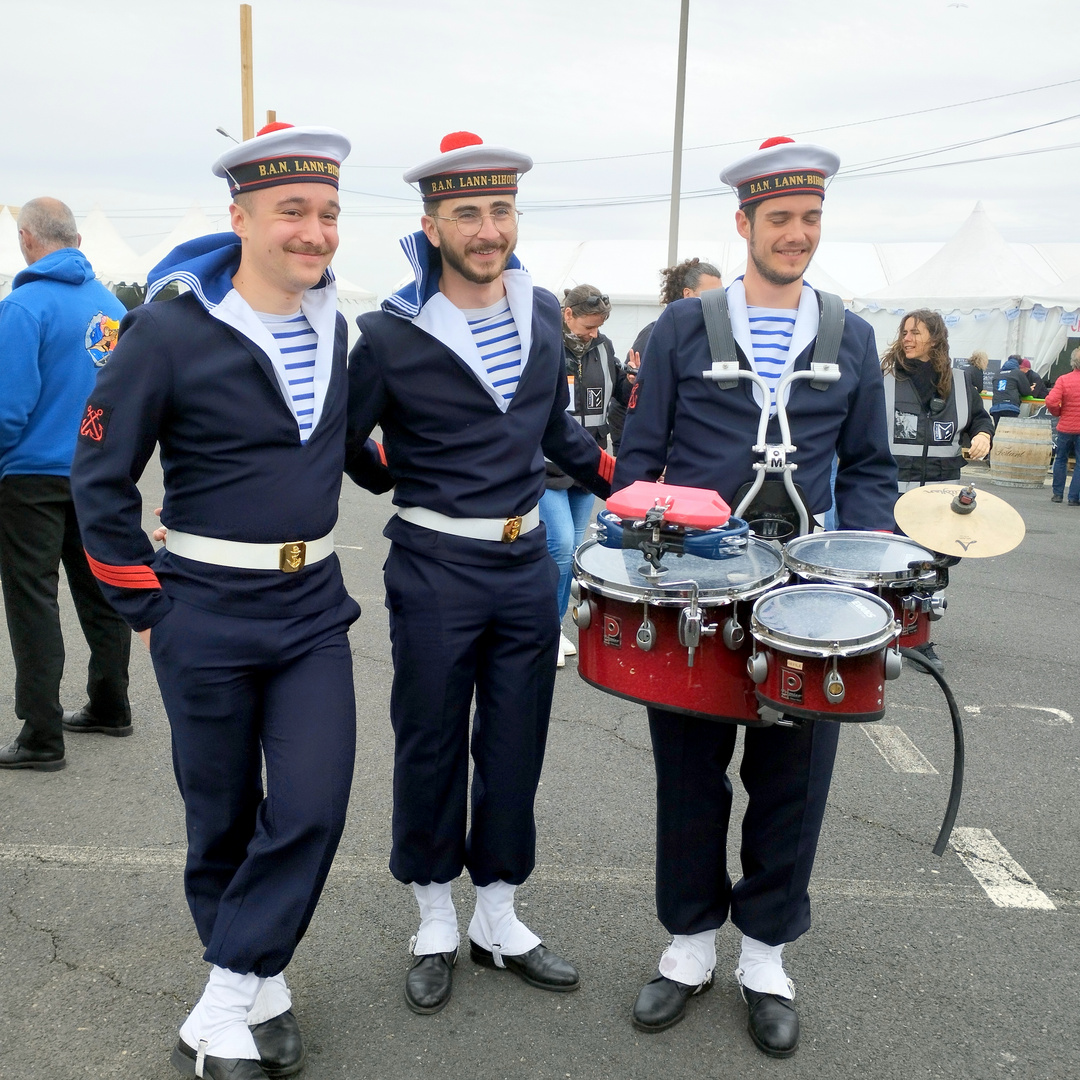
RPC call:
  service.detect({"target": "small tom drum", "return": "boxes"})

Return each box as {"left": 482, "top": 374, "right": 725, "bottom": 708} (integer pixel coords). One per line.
{"left": 573, "top": 537, "right": 787, "bottom": 723}
{"left": 748, "top": 584, "right": 901, "bottom": 723}
{"left": 783, "top": 531, "right": 946, "bottom": 647}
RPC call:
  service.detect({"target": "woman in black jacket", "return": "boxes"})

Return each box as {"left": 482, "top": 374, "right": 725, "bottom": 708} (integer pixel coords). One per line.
{"left": 881, "top": 309, "right": 993, "bottom": 491}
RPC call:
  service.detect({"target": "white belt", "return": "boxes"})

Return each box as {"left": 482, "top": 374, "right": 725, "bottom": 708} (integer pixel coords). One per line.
{"left": 165, "top": 529, "right": 335, "bottom": 572}
{"left": 396, "top": 505, "right": 540, "bottom": 544}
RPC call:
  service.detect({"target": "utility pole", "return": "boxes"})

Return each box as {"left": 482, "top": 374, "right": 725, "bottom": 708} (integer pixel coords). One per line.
{"left": 667, "top": 0, "right": 690, "bottom": 267}
{"left": 240, "top": 4, "right": 255, "bottom": 140}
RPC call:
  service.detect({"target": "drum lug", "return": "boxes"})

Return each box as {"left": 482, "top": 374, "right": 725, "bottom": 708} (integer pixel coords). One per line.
{"left": 928, "top": 592, "right": 947, "bottom": 622}
{"left": 637, "top": 601, "right": 656, "bottom": 651}
{"left": 722, "top": 615, "right": 745, "bottom": 650}
{"left": 573, "top": 597, "right": 592, "bottom": 631}
{"left": 824, "top": 659, "right": 846, "bottom": 704}
{"left": 884, "top": 647, "right": 903, "bottom": 681}
{"left": 570, "top": 578, "right": 582, "bottom": 604}
{"left": 747, "top": 650, "right": 768, "bottom": 685}
{"left": 676, "top": 584, "right": 716, "bottom": 667}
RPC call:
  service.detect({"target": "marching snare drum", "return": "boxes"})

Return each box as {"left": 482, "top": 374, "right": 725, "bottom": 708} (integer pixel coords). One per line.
{"left": 748, "top": 584, "right": 901, "bottom": 723}
{"left": 572, "top": 536, "right": 788, "bottom": 723}
{"left": 782, "top": 531, "right": 946, "bottom": 648}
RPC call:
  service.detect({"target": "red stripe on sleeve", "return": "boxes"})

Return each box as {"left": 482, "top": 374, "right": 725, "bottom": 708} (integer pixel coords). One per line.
{"left": 598, "top": 451, "right": 616, "bottom": 483}
{"left": 375, "top": 441, "right": 387, "bottom": 466}
{"left": 85, "top": 551, "right": 162, "bottom": 590}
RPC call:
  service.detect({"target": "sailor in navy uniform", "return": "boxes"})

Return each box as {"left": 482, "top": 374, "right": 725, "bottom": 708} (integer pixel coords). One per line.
{"left": 71, "top": 123, "right": 373, "bottom": 1080}
{"left": 344, "top": 132, "right": 615, "bottom": 1016}
{"left": 614, "top": 138, "right": 896, "bottom": 1057}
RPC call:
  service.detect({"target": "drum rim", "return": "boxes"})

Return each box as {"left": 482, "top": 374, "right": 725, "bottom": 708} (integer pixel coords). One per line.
{"left": 750, "top": 583, "right": 899, "bottom": 656}
{"left": 783, "top": 530, "right": 938, "bottom": 586}
{"left": 572, "top": 537, "right": 789, "bottom": 607}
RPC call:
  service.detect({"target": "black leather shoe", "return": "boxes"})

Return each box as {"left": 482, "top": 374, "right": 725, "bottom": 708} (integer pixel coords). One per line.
{"left": 171, "top": 1038, "right": 269, "bottom": 1078}
{"left": 631, "top": 970, "right": 713, "bottom": 1032}
{"left": 250, "top": 1010, "right": 304, "bottom": 1078}
{"left": 405, "top": 949, "right": 457, "bottom": 1014}
{"left": 0, "top": 740, "right": 65, "bottom": 771}
{"left": 744, "top": 988, "right": 799, "bottom": 1058}
{"left": 62, "top": 708, "right": 132, "bottom": 737}
{"left": 1051, "top": 494, "right": 1064, "bottom": 502}
{"left": 469, "top": 941, "right": 579, "bottom": 992}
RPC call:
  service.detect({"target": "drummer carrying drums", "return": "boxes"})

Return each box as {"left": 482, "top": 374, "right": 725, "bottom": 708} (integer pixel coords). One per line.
{"left": 614, "top": 137, "right": 897, "bottom": 1056}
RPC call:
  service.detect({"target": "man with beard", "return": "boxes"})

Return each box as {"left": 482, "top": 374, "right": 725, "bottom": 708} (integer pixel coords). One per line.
{"left": 614, "top": 138, "right": 895, "bottom": 1057}
{"left": 344, "top": 133, "right": 614, "bottom": 1016}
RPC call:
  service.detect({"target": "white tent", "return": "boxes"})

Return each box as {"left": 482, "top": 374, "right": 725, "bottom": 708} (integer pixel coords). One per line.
{"left": 850, "top": 204, "right": 1078, "bottom": 372}
{"left": 77, "top": 206, "right": 143, "bottom": 285}
{"left": 0, "top": 206, "right": 22, "bottom": 296}
{"left": 138, "top": 204, "right": 220, "bottom": 279}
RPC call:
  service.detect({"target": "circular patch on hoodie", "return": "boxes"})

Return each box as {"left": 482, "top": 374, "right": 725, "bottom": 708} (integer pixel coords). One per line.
{"left": 85, "top": 312, "right": 120, "bottom": 367}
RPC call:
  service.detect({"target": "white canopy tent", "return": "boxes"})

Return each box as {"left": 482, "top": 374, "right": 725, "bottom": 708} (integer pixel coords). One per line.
{"left": 850, "top": 204, "right": 1079, "bottom": 373}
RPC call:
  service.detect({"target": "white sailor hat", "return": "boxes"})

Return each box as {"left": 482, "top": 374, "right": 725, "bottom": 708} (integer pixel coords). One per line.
{"left": 404, "top": 131, "right": 533, "bottom": 202}
{"left": 213, "top": 122, "right": 351, "bottom": 198}
{"left": 720, "top": 136, "right": 840, "bottom": 209}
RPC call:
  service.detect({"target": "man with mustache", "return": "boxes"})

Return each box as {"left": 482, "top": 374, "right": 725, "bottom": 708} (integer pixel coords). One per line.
{"left": 614, "top": 137, "right": 896, "bottom": 1057}
{"left": 345, "top": 132, "right": 614, "bottom": 1017}
{"left": 72, "top": 123, "right": 369, "bottom": 1079}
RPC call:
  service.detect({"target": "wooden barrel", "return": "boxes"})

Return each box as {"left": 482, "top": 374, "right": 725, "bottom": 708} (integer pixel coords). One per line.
{"left": 989, "top": 417, "right": 1052, "bottom": 487}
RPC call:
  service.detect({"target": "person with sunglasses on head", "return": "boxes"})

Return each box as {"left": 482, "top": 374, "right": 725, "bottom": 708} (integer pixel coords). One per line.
{"left": 541, "top": 284, "right": 620, "bottom": 666}
{"left": 344, "top": 132, "right": 614, "bottom": 1019}
{"left": 880, "top": 309, "right": 992, "bottom": 675}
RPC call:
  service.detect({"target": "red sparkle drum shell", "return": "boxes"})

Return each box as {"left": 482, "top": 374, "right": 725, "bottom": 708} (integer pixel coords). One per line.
{"left": 749, "top": 584, "right": 900, "bottom": 723}
{"left": 572, "top": 537, "right": 788, "bottom": 724}
{"left": 782, "top": 531, "right": 942, "bottom": 648}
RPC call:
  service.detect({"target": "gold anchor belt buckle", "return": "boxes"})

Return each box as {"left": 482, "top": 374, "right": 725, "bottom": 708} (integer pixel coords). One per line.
{"left": 279, "top": 541, "right": 307, "bottom": 572}
{"left": 501, "top": 516, "right": 523, "bottom": 543}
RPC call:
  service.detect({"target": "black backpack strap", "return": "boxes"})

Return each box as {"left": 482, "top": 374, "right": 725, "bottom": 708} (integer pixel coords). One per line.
{"left": 812, "top": 290, "right": 846, "bottom": 368}
{"left": 699, "top": 287, "right": 740, "bottom": 366}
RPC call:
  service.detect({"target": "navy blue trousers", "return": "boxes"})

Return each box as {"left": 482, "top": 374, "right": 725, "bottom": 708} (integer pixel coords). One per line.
{"left": 150, "top": 596, "right": 359, "bottom": 977}
{"left": 383, "top": 545, "right": 559, "bottom": 887}
{"left": 647, "top": 708, "right": 841, "bottom": 946}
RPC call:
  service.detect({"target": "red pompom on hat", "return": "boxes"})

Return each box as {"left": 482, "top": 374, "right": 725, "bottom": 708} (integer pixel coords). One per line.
{"left": 720, "top": 136, "right": 840, "bottom": 208}
{"left": 257, "top": 121, "right": 295, "bottom": 136}
{"left": 758, "top": 135, "right": 795, "bottom": 149}
{"left": 440, "top": 131, "right": 483, "bottom": 153}
{"left": 404, "top": 132, "right": 533, "bottom": 201}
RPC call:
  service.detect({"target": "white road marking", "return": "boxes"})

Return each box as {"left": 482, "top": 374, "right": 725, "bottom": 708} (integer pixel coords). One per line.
{"left": 964, "top": 705, "right": 981, "bottom": 715}
{"left": 862, "top": 724, "right": 939, "bottom": 774}
{"left": 0, "top": 843, "right": 1060, "bottom": 912}
{"left": 950, "top": 828, "right": 1056, "bottom": 910}
{"left": 1008, "top": 705, "right": 1073, "bottom": 726}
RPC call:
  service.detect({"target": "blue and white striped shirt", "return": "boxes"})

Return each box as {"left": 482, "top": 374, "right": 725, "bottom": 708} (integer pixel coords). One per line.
{"left": 257, "top": 310, "right": 321, "bottom": 443}
{"left": 747, "top": 306, "right": 798, "bottom": 415}
{"left": 464, "top": 299, "right": 522, "bottom": 402}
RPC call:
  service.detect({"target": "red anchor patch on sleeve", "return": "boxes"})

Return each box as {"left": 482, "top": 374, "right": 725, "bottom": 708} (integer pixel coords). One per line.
{"left": 78, "top": 401, "right": 112, "bottom": 444}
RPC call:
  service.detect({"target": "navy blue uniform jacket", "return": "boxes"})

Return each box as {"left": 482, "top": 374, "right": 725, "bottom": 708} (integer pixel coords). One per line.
{"left": 71, "top": 291, "right": 352, "bottom": 631}
{"left": 614, "top": 295, "right": 897, "bottom": 531}
{"left": 345, "top": 285, "right": 614, "bottom": 567}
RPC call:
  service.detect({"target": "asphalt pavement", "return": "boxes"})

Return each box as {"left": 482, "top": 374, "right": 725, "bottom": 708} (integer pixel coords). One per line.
{"left": 1, "top": 460, "right": 1077, "bottom": 1080}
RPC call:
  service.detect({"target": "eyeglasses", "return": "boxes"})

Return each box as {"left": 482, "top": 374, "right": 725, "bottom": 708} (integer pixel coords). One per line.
{"left": 432, "top": 207, "right": 522, "bottom": 237}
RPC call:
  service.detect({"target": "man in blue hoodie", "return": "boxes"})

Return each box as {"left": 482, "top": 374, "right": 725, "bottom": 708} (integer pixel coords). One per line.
{"left": 0, "top": 197, "right": 132, "bottom": 771}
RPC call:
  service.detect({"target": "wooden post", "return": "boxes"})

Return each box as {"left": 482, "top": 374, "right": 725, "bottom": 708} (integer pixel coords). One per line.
{"left": 240, "top": 4, "right": 254, "bottom": 140}
{"left": 667, "top": 0, "right": 690, "bottom": 267}
{"left": 266, "top": 110, "right": 276, "bottom": 126}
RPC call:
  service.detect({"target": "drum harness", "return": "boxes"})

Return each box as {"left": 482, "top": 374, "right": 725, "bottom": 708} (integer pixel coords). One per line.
{"left": 694, "top": 288, "right": 965, "bottom": 856}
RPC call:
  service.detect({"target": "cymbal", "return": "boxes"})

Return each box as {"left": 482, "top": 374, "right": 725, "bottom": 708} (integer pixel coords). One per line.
{"left": 893, "top": 483, "right": 1025, "bottom": 558}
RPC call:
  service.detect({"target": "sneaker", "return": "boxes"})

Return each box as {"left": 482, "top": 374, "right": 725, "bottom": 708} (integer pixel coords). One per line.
{"left": 556, "top": 637, "right": 566, "bottom": 669}
{"left": 1051, "top": 494, "right": 1063, "bottom": 503}
{"left": 909, "top": 641, "right": 945, "bottom": 675}
{"left": 560, "top": 632, "right": 577, "bottom": 657}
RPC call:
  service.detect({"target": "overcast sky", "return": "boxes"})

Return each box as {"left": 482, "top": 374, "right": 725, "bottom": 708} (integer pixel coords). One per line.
{"left": 2, "top": 0, "right": 1077, "bottom": 294}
